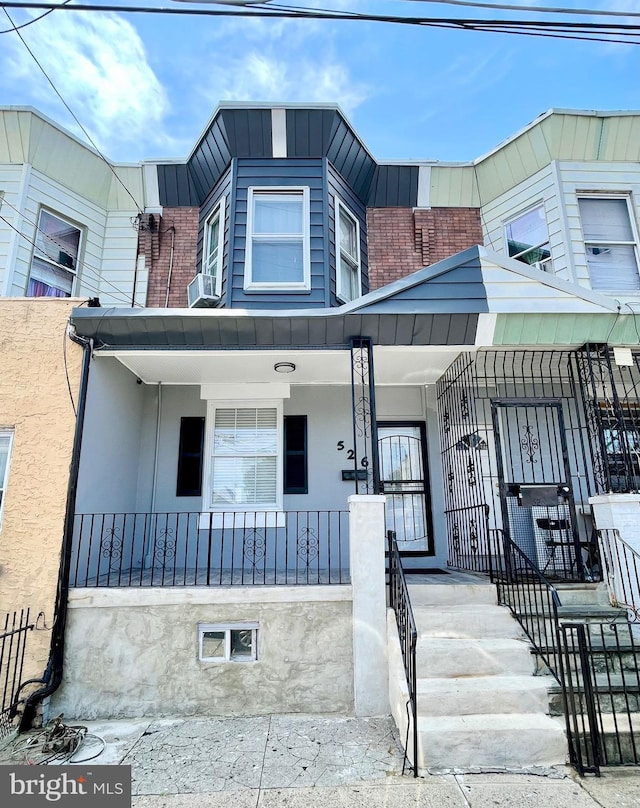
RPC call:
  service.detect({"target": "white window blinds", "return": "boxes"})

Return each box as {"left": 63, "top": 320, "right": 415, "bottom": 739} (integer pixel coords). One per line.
{"left": 210, "top": 408, "right": 278, "bottom": 507}
{"left": 579, "top": 197, "right": 640, "bottom": 291}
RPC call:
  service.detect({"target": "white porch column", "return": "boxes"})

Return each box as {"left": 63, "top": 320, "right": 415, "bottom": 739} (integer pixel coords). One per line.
{"left": 348, "top": 494, "right": 389, "bottom": 717}
{"left": 589, "top": 494, "right": 640, "bottom": 555}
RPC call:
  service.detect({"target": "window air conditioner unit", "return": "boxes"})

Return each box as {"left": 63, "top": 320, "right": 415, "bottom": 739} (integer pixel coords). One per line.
{"left": 187, "top": 273, "right": 219, "bottom": 308}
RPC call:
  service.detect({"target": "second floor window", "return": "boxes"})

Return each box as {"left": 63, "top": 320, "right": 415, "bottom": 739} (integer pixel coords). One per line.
{"left": 336, "top": 201, "right": 361, "bottom": 302}
{"left": 28, "top": 210, "right": 82, "bottom": 297}
{"left": 578, "top": 196, "right": 640, "bottom": 291}
{"left": 244, "top": 188, "right": 310, "bottom": 291}
{"left": 202, "top": 196, "right": 225, "bottom": 296}
{"left": 504, "top": 204, "right": 551, "bottom": 271}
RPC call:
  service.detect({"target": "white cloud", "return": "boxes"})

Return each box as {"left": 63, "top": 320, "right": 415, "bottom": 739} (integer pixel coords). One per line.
{"left": 198, "top": 16, "right": 371, "bottom": 114}
{"left": 1, "top": 12, "right": 171, "bottom": 156}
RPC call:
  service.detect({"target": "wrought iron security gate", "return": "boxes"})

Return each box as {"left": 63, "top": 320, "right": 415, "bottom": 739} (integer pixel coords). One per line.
{"left": 492, "top": 400, "right": 585, "bottom": 581}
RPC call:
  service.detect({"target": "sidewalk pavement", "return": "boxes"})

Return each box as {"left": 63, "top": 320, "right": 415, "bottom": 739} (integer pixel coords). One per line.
{"left": 2, "top": 714, "right": 639, "bottom": 807}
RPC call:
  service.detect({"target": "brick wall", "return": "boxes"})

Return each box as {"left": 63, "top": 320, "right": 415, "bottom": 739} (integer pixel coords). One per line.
{"left": 367, "top": 207, "right": 483, "bottom": 290}
{"left": 142, "top": 208, "right": 200, "bottom": 307}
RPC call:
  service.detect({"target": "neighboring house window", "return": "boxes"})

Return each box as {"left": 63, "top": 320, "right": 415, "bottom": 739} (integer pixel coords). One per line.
{"left": 199, "top": 623, "right": 258, "bottom": 662}
{"left": 0, "top": 431, "right": 13, "bottom": 529}
{"left": 244, "top": 188, "right": 310, "bottom": 290}
{"left": 504, "top": 204, "right": 551, "bottom": 270}
{"left": 206, "top": 405, "right": 281, "bottom": 509}
{"left": 176, "top": 417, "right": 205, "bottom": 497}
{"left": 28, "top": 210, "right": 82, "bottom": 297}
{"left": 202, "top": 196, "right": 225, "bottom": 295}
{"left": 335, "top": 201, "right": 361, "bottom": 302}
{"left": 600, "top": 402, "right": 640, "bottom": 490}
{"left": 284, "top": 415, "right": 308, "bottom": 494}
{"left": 578, "top": 196, "right": 640, "bottom": 291}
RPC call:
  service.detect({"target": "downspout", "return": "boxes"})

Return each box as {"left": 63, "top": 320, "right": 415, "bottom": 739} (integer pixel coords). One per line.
{"left": 19, "top": 330, "right": 92, "bottom": 730}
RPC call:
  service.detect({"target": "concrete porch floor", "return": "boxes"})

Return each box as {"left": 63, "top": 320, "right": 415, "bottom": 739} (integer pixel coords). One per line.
{"left": 2, "top": 714, "right": 639, "bottom": 807}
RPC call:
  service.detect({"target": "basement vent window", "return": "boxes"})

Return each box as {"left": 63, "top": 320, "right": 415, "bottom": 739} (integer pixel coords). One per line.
{"left": 198, "top": 623, "right": 258, "bottom": 662}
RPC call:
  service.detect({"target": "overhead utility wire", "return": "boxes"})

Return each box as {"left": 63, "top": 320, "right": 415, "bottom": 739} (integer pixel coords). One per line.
{"left": 0, "top": 2, "right": 639, "bottom": 45}
{"left": 2, "top": 9, "right": 144, "bottom": 213}
{"left": 0, "top": 0, "right": 72, "bottom": 34}
{"left": 394, "top": 0, "right": 640, "bottom": 19}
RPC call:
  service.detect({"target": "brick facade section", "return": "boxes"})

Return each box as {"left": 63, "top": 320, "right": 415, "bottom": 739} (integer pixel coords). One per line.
{"left": 366, "top": 207, "right": 483, "bottom": 290}
{"left": 142, "top": 207, "right": 200, "bottom": 308}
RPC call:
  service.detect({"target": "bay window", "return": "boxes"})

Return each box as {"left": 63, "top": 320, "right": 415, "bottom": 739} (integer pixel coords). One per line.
{"left": 28, "top": 210, "right": 82, "bottom": 297}
{"left": 202, "top": 196, "right": 225, "bottom": 295}
{"left": 336, "top": 201, "right": 361, "bottom": 302}
{"left": 578, "top": 196, "right": 640, "bottom": 291}
{"left": 244, "top": 188, "right": 310, "bottom": 290}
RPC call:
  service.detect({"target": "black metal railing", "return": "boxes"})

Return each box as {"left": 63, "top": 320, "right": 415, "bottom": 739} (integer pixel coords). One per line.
{"left": 561, "top": 621, "right": 640, "bottom": 772}
{"left": 492, "top": 528, "right": 564, "bottom": 683}
{"left": 445, "top": 504, "right": 492, "bottom": 576}
{"left": 387, "top": 533, "right": 418, "bottom": 777}
{"left": 0, "top": 609, "right": 34, "bottom": 739}
{"left": 598, "top": 528, "right": 640, "bottom": 623}
{"left": 71, "top": 511, "right": 349, "bottom": 587}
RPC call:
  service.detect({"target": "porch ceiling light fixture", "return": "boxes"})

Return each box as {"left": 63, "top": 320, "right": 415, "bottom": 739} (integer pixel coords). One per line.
{"left": 274, "top": 362, "right": 296, "bottom": 374}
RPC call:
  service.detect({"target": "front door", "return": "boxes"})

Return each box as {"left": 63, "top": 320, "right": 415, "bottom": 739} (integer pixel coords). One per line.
{"left": 491, "top": 400, "right": 583, "bottom": 579}
{"left": 378, "top": 423, "right": 432, "bottom": 553}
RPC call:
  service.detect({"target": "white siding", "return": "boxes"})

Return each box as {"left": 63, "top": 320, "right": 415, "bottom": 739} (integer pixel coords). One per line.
{"left": 0, "top": 163, "right": 28, "bottom": 294}
{"left": 479, "top": 165, "right": 572, "bottom": 281}
{"left": 5, "top": 168, "right": 139, "bottom": 305}
{"left": 558, "top": 161, "right": 640, "bottom": 296}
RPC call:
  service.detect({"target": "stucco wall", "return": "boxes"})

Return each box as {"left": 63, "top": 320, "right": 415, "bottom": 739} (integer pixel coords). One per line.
{"left": 0, "top": 298, "right": 82, "bottom": 680}
{"left": 52, "top": 586, "right": 354, "bottom": 719}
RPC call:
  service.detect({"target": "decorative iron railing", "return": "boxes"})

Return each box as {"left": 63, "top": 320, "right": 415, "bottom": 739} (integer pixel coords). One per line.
{"left": 445, "top": 504, "right": 492, "bottom": 576}
{"left": 71, "top": 511, "right": 349, "bottom": 587}
{"left": 492, "top": 528, "right": 564, "bottom": 683}
{"left": 0, "top": 609, "right": 34, "bottom": 739}
{"left": 387, "top": 533, "right": 418, "bottom": 777}
{"left": 598, "top": 528, "right": 640, "bottom": 623}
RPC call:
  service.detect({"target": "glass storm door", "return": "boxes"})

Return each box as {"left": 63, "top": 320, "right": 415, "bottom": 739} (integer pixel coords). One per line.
{"left": 378, "top": 423, "right": 431, "bottom": 552}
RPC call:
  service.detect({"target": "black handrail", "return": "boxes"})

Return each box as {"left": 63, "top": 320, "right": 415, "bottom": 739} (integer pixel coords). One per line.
{"left": 387, "top": 533, "right": 418, "bottom": 777}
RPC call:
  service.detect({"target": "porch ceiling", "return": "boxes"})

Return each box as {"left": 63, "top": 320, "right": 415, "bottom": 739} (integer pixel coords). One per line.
{"left": 103, "top": 347, "right": 462, "bottom": 386}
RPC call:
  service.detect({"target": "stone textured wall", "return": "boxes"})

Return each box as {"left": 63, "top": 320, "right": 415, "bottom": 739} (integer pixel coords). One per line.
{"left": 53, "top": 589, "right": 354, "bottom": 719}
{"left": 367, "top": 207, "right": 483, "bottom": 290}
{"left": 0, "top": 299, "right": 83, "bottom": 680}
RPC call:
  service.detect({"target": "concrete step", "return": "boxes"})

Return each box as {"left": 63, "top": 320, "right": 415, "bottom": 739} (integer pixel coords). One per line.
{"left": 417, "top": 638, "right": 535, "bottom": 678}
{"left": 416, "top": 674, "right": 551, "bottom": 716}
{"left": 417, "top": 713, "right": 567, "bottom": 770}
{"left": 414, "top": 604, "right": 524, "bottom": 640}
{"left": 408, "top": 582, "right": 497, "bottom": 608}
{"left": 554, "top": 582, "right": 610, "bottom": 607}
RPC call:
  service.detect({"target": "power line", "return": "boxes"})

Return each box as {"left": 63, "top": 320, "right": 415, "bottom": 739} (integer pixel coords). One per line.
{"left": 0, "top": 3, "right": 638, "bottom": 44}
{"left": 393, "top": 0, "right": 640, "bottom": 19}
{"left": 2, "top": 8, "right": 145, "bottom": 211}
{"left": 0, "top": 0, "right": 72, "bottom": 34}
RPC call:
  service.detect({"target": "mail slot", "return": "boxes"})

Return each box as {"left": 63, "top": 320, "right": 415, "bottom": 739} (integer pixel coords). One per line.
{"left": 536, "top": 518, "right": 570, "bottom": 531}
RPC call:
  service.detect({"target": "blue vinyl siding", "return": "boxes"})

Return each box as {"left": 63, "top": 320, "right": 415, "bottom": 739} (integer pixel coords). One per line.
{"left": 197, "top": 164, "right": 233, "bottom": 306}
{"left": 228, "top": 158, "right": 327, "bottom": 309}
{"left": 327, "top": 161, "right": 369, "bottom": 306}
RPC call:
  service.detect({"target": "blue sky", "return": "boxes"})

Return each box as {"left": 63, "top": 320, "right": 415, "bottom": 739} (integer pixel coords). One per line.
{"left": 0, "top": 2, "right": 639, "bottom": 164}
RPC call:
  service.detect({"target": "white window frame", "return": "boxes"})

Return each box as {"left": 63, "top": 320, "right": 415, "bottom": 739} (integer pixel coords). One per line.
{"left": 244, "top": 187, "right": 311, "bottom": 291}
{"left": 335, "top": 199, "right": 362, "bottom": 303}
{"left": 198, "top": 622, "right": 259, "bottom": 663}
{"left": 578, "top": 194, "right": 640, "bottom": 291}
{"left": 503, "top": 202, "right": 552, "bottom": 272}
{"left": 0, "top": 430, "right": 14, "bottom": 531}
{"left": 28, "top": 208, "right": 83, "bottom": 297}
{"left": 201, "top": 400, "right": 284, "bottom": 514}
{"left": 202, "top": 195, "right": 225, "bottom": 297}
